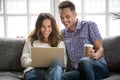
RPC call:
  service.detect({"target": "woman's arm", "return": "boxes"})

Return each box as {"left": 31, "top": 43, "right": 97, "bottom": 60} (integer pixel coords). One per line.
{"left": 21, "top": 39, "right": 32, "bottom": 68}
{"left": 58, "top": 41, "right": 67, "bottom": 68}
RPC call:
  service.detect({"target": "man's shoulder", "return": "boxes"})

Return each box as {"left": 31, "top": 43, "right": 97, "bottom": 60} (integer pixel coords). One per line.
{"left": 61, "top": 28, "right": 66, "bottom": 33}
{"left": 79, "top": 20, "right": 97, "bottom": 29}
{"left": 80, "top": 20, "right": 95, "bottom": 24}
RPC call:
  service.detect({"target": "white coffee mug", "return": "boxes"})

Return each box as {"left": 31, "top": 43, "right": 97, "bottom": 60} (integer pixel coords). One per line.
{"left": 84, "top": 44, "right": 93, "bottom": 57}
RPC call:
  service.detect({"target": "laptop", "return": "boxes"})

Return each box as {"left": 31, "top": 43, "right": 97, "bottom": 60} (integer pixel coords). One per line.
{"left": 31, "top": 47, "right": 66, "bottom": 68}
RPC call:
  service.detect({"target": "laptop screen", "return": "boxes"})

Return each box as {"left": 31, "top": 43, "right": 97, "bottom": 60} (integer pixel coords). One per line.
{"left": 31, "top": 47, "right": 65, "bottom": 68}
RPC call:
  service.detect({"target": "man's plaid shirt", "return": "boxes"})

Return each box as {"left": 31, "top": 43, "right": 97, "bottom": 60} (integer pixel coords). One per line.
{"left": 61, "top": 19, "right": 106, "bottom": 69}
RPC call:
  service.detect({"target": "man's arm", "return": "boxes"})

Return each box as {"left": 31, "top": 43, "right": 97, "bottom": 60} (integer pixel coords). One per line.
{"left": 89, "top": 39, "right": 104, "bottom": 60}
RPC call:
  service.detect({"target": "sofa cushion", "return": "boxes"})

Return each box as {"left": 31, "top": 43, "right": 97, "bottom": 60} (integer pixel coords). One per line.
{"left": 103, "top": 36, "right": 120, "bottom": 72}
{"left": 0, "top": 72, "right": 23, "bottom": 80}
{"left": 0, "top": 38, "right": 25, "bottom": 71}
{"left": 102, "top": 72, "right": 120, "bottom": 80}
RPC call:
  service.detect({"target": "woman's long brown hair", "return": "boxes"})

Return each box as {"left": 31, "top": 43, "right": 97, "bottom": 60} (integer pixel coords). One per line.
{"left": 28, "top": 13, "right": 63, "bottom": 47}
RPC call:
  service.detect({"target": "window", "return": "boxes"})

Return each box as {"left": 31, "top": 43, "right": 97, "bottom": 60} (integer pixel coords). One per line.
{"left": 0, "top": 0, "right": 3, "bottom": 14}
{"left": 0, "top": 17, "right": 4, "bottom": 37}
{"left": 0, "top": 0, "right": 50, "bottom": 38}
{"left": 0, "top": 0, "right": 120, "bottom": 38}
{"left": 6, "top": 0, "right": 27, "bottom": 14}
{"left": 59, "top": 0, "right": 120, "bottom": 38}
{"left": 84, "top": 0, "right": 106, "bottom": 37}
{"left": 109, "top": 0, "right": 120, "bottom": 36}
{"left": 7, "top": 16, "right": 27, "bottom": 37}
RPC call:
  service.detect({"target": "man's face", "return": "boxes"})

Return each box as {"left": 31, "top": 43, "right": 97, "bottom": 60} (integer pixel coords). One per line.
{"left": 59, "top": 8, "right": 77, "bottom": 30}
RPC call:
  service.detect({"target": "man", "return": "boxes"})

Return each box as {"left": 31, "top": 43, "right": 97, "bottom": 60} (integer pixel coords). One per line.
{"left": 58, "top": 1, "right": 109, "bottom": 80}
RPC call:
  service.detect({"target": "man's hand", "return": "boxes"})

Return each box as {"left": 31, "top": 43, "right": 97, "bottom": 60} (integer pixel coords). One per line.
{"left": 88, "top": 49, "right": 101, "bottom": 60}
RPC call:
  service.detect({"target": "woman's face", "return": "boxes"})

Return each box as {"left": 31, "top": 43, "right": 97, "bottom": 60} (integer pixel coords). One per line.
{"left": 40, "top": 19, "right": 52, "bottom": 41}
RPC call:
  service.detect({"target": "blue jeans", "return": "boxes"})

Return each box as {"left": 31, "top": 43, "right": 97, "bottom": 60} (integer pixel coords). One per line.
{"left": 61, "top": 70, "right": 81, "bottom": 80}
{"left": 25, "top": 61, "right": 62, "bottom": 80}
{"left": 61, "top": 57, "right": 109, "bottom": 80}
{"left": 78, "top": 57, "right": 109, "bottom": 80}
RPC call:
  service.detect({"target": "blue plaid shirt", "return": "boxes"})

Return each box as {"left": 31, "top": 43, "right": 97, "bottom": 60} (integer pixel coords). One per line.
{"left": 61, "top": 19, "right": 106, "bottom": 69}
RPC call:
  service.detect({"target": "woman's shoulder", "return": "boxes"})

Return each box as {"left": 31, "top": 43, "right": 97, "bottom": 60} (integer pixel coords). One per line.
{"left": 25, "top": 38, "right": 31, "bottom": 42}
{"left": 58, "top": 41, "right": 65, "bottom": 47}
{"left": 59, "top": 40, "right": 65, "bottom": 44}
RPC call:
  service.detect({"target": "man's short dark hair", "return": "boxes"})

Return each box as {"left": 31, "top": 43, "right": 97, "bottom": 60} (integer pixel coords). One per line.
{"left": 58, "top": 1, "right": 76, "bottom": 12}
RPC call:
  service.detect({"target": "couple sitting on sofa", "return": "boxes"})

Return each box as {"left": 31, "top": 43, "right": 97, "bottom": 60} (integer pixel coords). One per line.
{"left": 21, "top": 1, "right": 109, "bottom": 80}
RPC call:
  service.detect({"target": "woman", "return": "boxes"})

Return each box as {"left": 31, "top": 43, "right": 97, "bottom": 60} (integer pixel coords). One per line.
{"left": 21, "top": 13, "right": 66, "bottom": 80}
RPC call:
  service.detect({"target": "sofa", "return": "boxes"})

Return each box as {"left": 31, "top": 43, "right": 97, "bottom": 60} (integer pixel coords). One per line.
{"left": 0, "top": 38, "right": 25, "bottom": 80}
{"left": 0, "top": 36, "right": 120, "bottom": 80}
{"left": 102, "top": 36, "right": 120, "bottom": 80}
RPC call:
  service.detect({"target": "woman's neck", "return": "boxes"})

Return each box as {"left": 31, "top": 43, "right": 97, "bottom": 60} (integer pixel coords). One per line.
{"left": 44, "top": 38, "right": 49, "bottom": 43}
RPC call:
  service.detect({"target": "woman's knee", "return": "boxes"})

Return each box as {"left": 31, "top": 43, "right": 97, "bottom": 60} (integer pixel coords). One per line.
{"left": 25, "top": 69, "right": 45, "bottom": 80}
{"left": 51, "top": 60, "right": 62, "bottom": 67}
{"left": 25, "top": 69, "right": 36, "bottom": 79}
{"left": 55, "top": 65, "right": 62, "bottom": 73}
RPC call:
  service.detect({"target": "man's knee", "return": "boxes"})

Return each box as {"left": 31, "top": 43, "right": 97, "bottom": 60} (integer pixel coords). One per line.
{"left": 79, "top": 57, "right": 90, "bottom": 64}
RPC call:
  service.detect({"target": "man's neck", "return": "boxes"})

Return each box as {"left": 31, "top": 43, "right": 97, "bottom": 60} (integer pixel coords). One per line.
{"left": 69, "top": 19, "right": 77, "bottom": 32}
{"left": 68, "top": 28, "right": 75, "bottom": 32}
